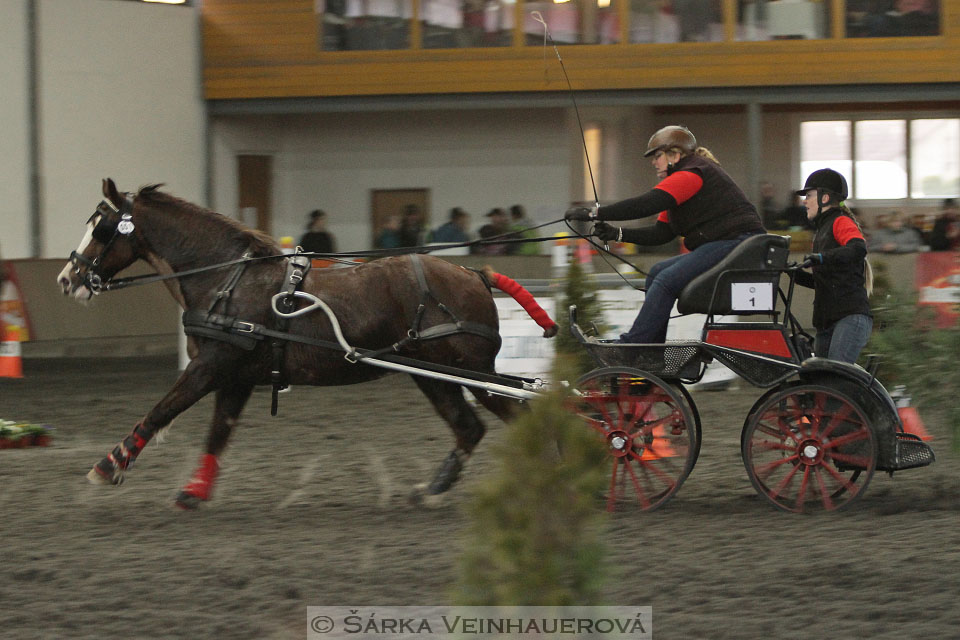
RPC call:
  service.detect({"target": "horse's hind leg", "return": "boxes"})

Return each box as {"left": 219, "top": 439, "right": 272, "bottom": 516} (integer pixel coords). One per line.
{"left": 175, "top": 381, "right": 254, "bottom": 510}
{"left": 409, "top": 377, "right": 487, "bottom": 507}
{"left": 87, "top": 354, "right": 222, "bottom": 486}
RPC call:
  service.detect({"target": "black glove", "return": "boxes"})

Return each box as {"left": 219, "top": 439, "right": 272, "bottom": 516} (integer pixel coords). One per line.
{"left": 564, "top": 206, "right": 595, "bottom": 222}
{"left": 594, "top": 221, "right": 621, "bottom": 242}
{"left": 800, "top": 253, "right": 823, "bottom": 269}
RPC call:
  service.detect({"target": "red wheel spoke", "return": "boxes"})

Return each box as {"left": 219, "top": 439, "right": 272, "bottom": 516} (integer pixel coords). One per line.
{"left": 581, "top": 417, "right": 609, "bottom": 437}
{"left": 819, "top": 405, "right": 854, "bottom": 441}
{"left": 632, "top": 413, "right": 673, "bottom": 439}
{"left": 623, "top": 459, "right": 653, "bottom": 509}
{"left": 821, "top": 461, "right": 863, "bottom": 496}
{"left": 581, "top": 395, "right": 616, "bottom": 428}
{"left": 769, "top": 461, "right": 801, "bottom": 498}
{"left": 756, "top": 421, "right": 794, "bottom": 443}
{"left": 623, "top": 398, "right": 654, "bottom": 433}
{"left": 795, "top": 466, "right": 811, "bottom": 511}
{"left": 814, "top": 466, "right": 837, "bottom": 510}
{"left": 629, "top": 451, "right": 680, "bottom": 486}
{"left": 755, "top": 453, "right": 800, "bottom": 480}
{"left": 752, "top": 438, "right": 795, "bottom": 454}
{"left": 822, "top": 427, "right": 870, "bottom": 450}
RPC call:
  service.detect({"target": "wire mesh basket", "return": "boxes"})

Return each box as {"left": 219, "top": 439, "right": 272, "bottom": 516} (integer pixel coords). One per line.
{"left": 582, "top": 340, "right": 704, "bottom": 379}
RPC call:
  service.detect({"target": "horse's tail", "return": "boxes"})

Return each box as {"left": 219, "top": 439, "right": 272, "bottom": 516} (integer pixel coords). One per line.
{"left": 481, "top": 265, "right": 558, "bottom": 338}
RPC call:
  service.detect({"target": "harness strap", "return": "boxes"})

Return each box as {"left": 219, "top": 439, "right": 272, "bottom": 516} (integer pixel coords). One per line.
{"left": 207, "top": 250, "right": 253, "bottom": 317}
{"left": 270, "top": 253, "right": 313, "bottom": 415}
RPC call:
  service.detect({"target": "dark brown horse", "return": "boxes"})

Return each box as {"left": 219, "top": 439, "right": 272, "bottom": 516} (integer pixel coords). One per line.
{"left": 58, "top": 179, "right": 539, "bottom": 509}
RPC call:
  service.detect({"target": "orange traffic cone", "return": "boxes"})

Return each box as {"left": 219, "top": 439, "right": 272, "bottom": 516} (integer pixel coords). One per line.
{"left": 898, "top": 406, "right": 932, "bottom": 441}
{"left": 0, "top": 324, "right": 23, "bottom": 378}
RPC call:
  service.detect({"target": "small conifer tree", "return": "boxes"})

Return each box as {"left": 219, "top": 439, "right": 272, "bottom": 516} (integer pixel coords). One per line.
{"left": 866, "top": 261, "right": 960, "bottom": 450}
{"left": 453, "top": 356, "right": 609, "bottom": 605}
{"left": 554, "top": 259, "right": 605, "bottom": 377}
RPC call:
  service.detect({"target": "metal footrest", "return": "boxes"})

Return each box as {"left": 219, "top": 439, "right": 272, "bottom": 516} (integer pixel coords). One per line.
{"left": 890, "top": 432, "right": 935, "bottom": 471}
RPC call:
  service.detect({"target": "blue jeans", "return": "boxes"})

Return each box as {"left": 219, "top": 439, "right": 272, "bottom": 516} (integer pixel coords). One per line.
{"left": 620, "top": 233, "right": 757, "bottom": 343}
{"left": 815, "top": 314, "right": 873, "bottom": 364}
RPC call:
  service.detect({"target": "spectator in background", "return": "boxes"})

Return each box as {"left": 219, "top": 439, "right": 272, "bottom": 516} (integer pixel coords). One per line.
{"left": 509, "top": 204, "right": 540, "bottom": 256}
{"left": 299, "top": 209, "right": 337, "bottom": 254}
{"left": 474, "top": 207, "right": 513, "bottom": 255}
{"left": 398, "top": 204, "right": 427, "bottom": 248}
{"left": 376, "top": 215, "right": 403, "bottom": 249}
{"left": 928, "top": 198, "right": 960, "bottom": 251}
{"left": 861, "top": 0, "right": 939, "bottom": 37}
{"left": 868, "top": 210, "right": 923, "bottom": 253}
{"left": 431, "top": 207, "right": 471, "bottom": 244}
{"left": 907, "top": 212, "right": 931, "bottom": 245}
{"left": 759, "top": 181, "right": 789, "bottom": 230}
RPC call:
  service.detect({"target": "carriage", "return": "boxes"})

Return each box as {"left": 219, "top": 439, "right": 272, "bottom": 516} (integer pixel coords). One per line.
{"left": 60, "top": 182, "right": 934, "bottom": 513}
{"left": 565, "top": 233, "right": 935, "bottom": 513}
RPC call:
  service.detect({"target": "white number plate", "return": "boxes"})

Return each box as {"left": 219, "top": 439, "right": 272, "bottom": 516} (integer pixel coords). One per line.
{"left": 730, "top": 282, "right": 773, "bottom": 311}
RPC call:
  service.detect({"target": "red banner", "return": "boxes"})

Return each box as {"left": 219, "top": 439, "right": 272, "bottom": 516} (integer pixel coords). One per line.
{"left": 915, "top": 252, "right": 960, "bottom": 328}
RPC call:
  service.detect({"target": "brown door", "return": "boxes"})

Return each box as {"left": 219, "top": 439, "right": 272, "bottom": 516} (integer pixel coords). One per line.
{"left": 237, "top": 155, "right": 273, "bottom": 235}
{"left": 370, "top": 188, "right": 430, "bottom": 247}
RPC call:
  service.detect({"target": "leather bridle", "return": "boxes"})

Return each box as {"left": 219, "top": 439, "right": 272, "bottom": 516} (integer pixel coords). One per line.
{"left": 69, "top": 194, "right": 136, "bottom": 293}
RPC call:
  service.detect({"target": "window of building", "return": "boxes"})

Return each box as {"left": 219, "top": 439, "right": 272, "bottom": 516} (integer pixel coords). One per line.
{"left": 524, "top": 0, "right": 621, "bottom": 45}
{"left": 737, "top": 0, "right": 832, "bottom": 41}
{"left": 422, "top": 0, "right": 515, "bottom": 48}
{"left": 800, "top": 117, "right": 960, "bottom": 200}
{"left": 911, "top": 119, "right": 960, "bottom": 197}
{"left": 846, "top": 0, "right": 940, "bottom": 38}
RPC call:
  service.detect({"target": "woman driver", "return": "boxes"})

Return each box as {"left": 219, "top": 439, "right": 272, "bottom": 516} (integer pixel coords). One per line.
{"left": 566, "top": 125, "right": 765, "bottom": 343}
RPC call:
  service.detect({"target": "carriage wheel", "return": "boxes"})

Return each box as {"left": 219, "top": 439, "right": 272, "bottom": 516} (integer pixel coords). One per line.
{"left": 573, "top": 367, "right": 699, "bottom": 513}
{"left": 742, "top": 383, "right": 877, "bottom": 514}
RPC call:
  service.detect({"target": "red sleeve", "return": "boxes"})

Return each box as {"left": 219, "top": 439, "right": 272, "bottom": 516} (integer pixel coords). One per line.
{"left": 833, "top": 216, "right": 864, "bottom": 245}
{"left": 657, "top": 211, "right": 670, "bottom": 223}
{"left": 654, "top": 171, "right": 704, "bottom": 205}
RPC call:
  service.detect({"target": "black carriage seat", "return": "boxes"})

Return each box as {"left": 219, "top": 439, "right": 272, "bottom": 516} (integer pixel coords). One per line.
{"left": 676, "top": 234, "right": 791, "bottom": 316}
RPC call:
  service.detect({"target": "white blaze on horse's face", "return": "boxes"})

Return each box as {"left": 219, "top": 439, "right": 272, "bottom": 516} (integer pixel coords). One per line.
{"left": 56, "top": 216, "right": 99, "bottom": 301}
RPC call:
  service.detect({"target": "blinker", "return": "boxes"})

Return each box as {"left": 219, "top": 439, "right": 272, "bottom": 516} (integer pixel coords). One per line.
{"left": 91, "top": 198, "right": 134, "bottom": 244}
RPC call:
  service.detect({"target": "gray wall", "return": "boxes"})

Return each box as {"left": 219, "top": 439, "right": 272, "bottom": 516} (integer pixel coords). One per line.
{"left": 0, "top": 0, "right": 204, "bottom": 260}
{"left": 0, "top": 0, "right": 31, "bottom": 260}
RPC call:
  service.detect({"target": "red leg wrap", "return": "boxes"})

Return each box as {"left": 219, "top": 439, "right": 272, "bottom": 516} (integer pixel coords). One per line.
{"left": 490, "top": 272, "right": 558, "bottom": 337}
{"left": 182, "top": 454, "right": 219, "bottom": 501}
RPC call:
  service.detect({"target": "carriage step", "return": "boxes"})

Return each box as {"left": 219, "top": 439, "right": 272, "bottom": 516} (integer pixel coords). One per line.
{"left": 890, "top": 432, "right": 935, "bottom": 471}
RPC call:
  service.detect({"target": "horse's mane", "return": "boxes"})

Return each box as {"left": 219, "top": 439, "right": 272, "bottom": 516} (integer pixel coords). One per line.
{"left": 136, "top": 184, "right": 281, "bottom": 257}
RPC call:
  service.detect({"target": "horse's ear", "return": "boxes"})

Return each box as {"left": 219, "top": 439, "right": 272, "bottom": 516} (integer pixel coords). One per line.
{"left": 102, "top": 178, "right": 122, "bottom": 207}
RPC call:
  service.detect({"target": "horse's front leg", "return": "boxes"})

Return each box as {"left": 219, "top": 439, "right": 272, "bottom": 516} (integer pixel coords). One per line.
{"left": 87, "top": 356, "right": 222, "bottom": 486}
{"left": 175, "top": 381, "right": 254, "bottom": 510}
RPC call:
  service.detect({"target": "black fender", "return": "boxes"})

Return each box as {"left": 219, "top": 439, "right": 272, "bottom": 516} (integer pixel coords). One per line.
{"left": 796, "top": 357, "right": 900, "bottom": 467}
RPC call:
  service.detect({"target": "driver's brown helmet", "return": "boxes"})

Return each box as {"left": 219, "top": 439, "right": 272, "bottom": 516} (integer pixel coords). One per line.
{"left": 644, "top": 125, "right": 697, "bottom": 158}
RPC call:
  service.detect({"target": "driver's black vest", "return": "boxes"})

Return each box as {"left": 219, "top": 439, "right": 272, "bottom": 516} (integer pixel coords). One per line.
{"left": 666, "top": 155, "right": 764, "bottom": 250}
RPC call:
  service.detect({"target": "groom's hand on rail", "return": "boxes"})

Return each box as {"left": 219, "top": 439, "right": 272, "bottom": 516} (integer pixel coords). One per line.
{"left": 593, "top": 222, "right": 621, "bottom": 243}
{"left": 564, "top": 206, "right": 595, "bottom": 222}
{"left": 799, "top": 253, "right": 823, "bottom": 268}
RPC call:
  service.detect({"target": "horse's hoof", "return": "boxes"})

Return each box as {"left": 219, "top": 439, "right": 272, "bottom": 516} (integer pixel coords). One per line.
{"left": 87, "top": 464, "right": 123, "bottom": 486}
{"left": 174, "top": 490, "right": 204, "bottom": 510}
{"left": 408, "top": 483, "right": 447, "bottom": 509}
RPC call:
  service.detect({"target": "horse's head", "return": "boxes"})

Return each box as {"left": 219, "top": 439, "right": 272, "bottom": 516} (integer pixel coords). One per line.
{"left": 57, "top": 178, "right": 144, "bottom": 300}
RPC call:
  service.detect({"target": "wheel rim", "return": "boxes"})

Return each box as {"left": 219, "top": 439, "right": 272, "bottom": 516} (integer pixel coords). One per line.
{"left": 573, "top": 368, "right": 697, "bottom": 512}
{"left": 743, "top": 384, "right": 876, "bottom": 513}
